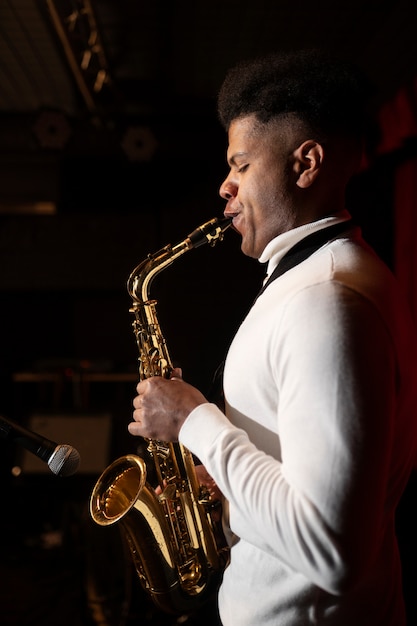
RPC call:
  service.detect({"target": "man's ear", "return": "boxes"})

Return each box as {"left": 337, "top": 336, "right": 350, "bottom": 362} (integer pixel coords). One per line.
{"left": 293, "top": 140, "right": 324, "bottom": 188}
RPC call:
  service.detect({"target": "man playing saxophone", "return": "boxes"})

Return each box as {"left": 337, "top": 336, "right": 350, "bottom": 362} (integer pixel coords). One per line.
{"left": 128, "top": 49, "right": 417, "bottom": 626}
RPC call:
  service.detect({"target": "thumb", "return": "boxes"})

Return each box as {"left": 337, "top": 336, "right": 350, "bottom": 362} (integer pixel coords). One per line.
{"left": 170, "top": 366, "right": 183, "bottom": 380}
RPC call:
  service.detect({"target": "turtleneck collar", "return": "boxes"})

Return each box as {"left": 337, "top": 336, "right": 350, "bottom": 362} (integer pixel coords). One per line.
{"left": 258, "top": 210, "right": 352, "bottom": 282}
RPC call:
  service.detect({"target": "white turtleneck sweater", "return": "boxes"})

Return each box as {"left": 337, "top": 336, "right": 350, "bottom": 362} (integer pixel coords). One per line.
{"left": 180, "top": 215, "right": 417, "bottom": 625}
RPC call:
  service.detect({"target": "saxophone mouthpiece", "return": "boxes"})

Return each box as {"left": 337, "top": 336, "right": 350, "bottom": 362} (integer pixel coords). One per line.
{"left": 187, "top": 216, "right": 233, "bottom": 249}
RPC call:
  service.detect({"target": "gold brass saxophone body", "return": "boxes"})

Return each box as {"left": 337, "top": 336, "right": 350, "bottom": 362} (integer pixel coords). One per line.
{"left": 89, "top": 217, "right": 232, "bottom": 615}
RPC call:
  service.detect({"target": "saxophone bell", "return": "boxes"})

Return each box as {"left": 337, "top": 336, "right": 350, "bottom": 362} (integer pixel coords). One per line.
{"left": 90, "top": 454, "right": 222, "bottom": 615}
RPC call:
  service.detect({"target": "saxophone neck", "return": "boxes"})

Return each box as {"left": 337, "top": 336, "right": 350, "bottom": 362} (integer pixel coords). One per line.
{"left": 127, "top": 216, "right": 232, "bottom": 303}
{"left": 127, "top": 242, "right": 188, "bottom": 304}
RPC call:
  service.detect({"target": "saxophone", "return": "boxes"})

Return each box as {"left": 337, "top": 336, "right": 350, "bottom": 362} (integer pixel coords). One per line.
{"left": 89, "top": 216, "right": 231, "bottom": 615}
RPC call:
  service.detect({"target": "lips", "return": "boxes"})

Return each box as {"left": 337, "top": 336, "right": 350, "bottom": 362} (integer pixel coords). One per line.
{"left": 231, "top": 213, "right": 243, "bottom": 235}
{"left": 225, "top": 207, "right": 240, "bottom": 223}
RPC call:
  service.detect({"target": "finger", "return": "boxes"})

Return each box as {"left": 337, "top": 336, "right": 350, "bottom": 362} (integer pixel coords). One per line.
{"left": 133, "top": 395, "right": 141, "bottom": 409}
{"left": 136, "top": 379, "right": 149, "bottom": 394}
{"left": 128, "top": 421, "right": 141, "bottom": 436}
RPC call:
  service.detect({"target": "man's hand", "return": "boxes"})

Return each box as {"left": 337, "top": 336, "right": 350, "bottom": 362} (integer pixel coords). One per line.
{"left": 128, "top": 368, "right": 208, "bottom": 442}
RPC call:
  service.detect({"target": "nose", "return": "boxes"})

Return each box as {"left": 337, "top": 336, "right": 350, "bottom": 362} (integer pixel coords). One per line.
{"left": 219, "top": 174, "right": 237, "bottom": 200}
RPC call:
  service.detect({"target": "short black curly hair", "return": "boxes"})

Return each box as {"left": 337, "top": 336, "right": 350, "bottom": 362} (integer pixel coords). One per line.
{"left": 217, "top": 49, "right": 374, "bottom": 142}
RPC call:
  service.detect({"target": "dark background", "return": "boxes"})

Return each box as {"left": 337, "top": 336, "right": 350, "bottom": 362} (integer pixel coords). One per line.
{"left": 0, "top": 1, "right": 416, "bottom": 625}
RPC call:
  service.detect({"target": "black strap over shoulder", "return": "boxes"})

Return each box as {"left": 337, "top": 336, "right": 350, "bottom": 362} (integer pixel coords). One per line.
{"left": 256, "top": 219, "right": 354, "bottom": 299}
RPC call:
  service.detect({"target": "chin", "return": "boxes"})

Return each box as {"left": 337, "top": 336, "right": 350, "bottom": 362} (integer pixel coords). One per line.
{"left": 241, "top": 242, "right": 257, "bottom": 259}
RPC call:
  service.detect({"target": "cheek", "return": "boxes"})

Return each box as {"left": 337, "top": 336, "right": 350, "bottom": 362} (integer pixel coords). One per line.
{"left": 242, "top": 169, "right": 288, "bottom": 226}
{"left": 251, "top": 187, "right": 280, "bottom": 224}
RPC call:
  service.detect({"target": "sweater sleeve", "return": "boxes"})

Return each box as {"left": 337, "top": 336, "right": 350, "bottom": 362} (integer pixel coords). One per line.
{"left": 180, "top": 282, "right": 403, "bottom": 595}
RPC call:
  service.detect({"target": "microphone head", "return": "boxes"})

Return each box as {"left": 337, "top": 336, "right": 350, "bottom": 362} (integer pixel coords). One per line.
{"left": 48, "top": 444, "right": 81, "bottom": 477}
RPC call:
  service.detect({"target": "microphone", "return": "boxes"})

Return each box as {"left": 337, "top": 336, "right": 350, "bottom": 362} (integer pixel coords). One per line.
{"left": 0, "top": 414, "right": 80, "bottom": 477}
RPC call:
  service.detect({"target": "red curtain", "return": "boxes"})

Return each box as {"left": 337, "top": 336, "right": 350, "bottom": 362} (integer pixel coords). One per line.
{"left": 377, "top": 78, "right": 417, "bottom": 320}
{"left": 375, "top": 79, "right": 417, "bottom": 469}
{"left": 394, "top": 158, "right": 417, "bottom": 320}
